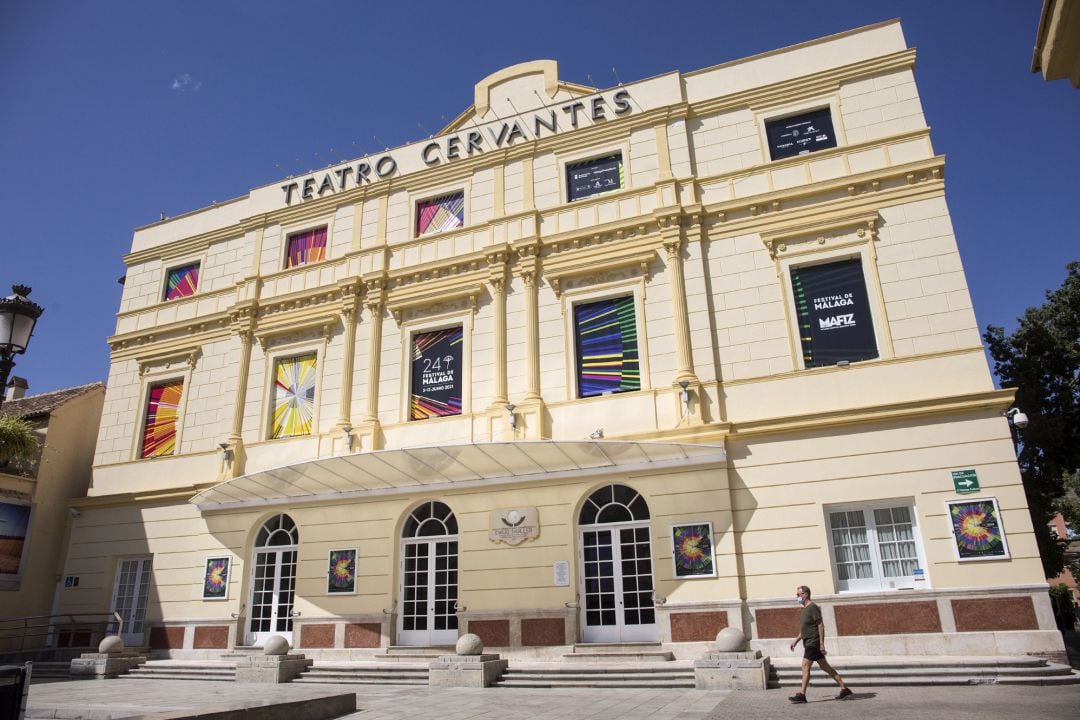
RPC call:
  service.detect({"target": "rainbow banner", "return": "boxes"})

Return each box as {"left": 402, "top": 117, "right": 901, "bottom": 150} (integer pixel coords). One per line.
{"left": 142, "top": 380, "right": 183, "bottom": 457}
{"left": 272, "top": 353, "right": 317, "bottom": 438}
{"left": 574, "top": 296, "right": 640, "bottom": 397}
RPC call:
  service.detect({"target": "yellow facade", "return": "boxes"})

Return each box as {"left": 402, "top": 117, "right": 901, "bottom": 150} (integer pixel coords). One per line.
{"left": 60, "top": 20, "right": 1061, "bottom": 659}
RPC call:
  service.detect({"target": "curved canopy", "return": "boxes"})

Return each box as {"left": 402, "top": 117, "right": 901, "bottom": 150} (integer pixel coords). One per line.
{"left": 189, "top": 440, "right": 726, "bottom": 513}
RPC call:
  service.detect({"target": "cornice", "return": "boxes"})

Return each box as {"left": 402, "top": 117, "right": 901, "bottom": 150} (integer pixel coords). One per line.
{"left": 108, "top": 312, "right": 229, "bottom": 358}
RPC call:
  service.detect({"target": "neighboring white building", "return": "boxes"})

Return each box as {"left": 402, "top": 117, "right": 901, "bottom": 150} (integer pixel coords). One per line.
{"left": 59, "top": 20, "right": 1062, "bottom": 661}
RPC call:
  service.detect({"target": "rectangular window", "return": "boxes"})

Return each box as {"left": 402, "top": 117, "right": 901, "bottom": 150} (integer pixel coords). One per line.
{"left": 826, "top": 503, "right": 922, "bottom": 592}
{"left": 567, "top": 153, "right": 624, "bottom": 202}
{"left": 765, "top": 108, "right": 837, "bottom": 161}
{"left": 163, "top": 263, "right": 199, "bottom": 301}
{"left": 416, "top": 192, "right": 464, "bottom": 237}
{"left": 791, "top": 258, "right": 878, "bottom": 368}
{"left": 0, "top": 502, "right": 32, "bottom": 578}
{"left": 141, "top": 379, "right": 183, "bottom": 458}
{"left": 271, "top": 353, "right": 317, "bottom": 438}
{"left": 410, "top": 327, "right": 463, "bottom": 420}
{"left": 285, "top": 227, "right": 327, "bottom": 268}
{"left": 573, "top": 296, "right": 640, "bottom": 398}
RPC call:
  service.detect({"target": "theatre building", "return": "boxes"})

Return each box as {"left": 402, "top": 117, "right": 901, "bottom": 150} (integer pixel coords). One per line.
{"left": 60, "top": 20, "right": 1064, "bottom": 662}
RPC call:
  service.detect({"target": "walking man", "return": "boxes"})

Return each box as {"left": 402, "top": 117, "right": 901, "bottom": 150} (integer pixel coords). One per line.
{"left": 789, "top": 585, "right": 852, "bottom": 703}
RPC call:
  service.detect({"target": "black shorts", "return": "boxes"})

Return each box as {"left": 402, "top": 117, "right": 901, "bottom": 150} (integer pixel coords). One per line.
{"left": 803, "top": 646, "right": 825, "bottom": 662}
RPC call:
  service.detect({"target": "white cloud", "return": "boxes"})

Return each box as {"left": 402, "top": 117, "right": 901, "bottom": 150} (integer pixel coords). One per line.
{"left": 169, "top": 73, "right": 203, "bottom": 93}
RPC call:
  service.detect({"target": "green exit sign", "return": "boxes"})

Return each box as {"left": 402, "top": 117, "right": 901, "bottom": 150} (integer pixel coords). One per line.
{"left": 951, "top": 469, "right": 980, "bottom": 494}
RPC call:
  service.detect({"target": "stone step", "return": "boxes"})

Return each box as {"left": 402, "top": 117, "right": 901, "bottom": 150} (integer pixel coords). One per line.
{"left": 504, "top": 671, "right": 693, "bottom": 681}
{"left": 767, "top": 657, "right": 1080, "bottom": 687}
{"left": 506, "top": 664, "right": 693, "bottom": 675}
{"left": 25, "top": 662, "right": 71, "bottom": 679}
{"left": 498, "top": 678, "right": 695, "bottom": 688}
{"left": 773, "top": 665, "right": 1077, "bottom": 679}
{"left": 769, "top": 655, "right": 1050, "bottom": 671}
{"left": 562, "top": 651, "right": 675, "bottom": 663}
{"left": 294, "top": 677, "right": 428, "bottom": 685}
{"left": 296, "top": 662, "right": 430, "bottom": 685}
{"left": 127, "top": 672, "right": 236, "bottom": 681}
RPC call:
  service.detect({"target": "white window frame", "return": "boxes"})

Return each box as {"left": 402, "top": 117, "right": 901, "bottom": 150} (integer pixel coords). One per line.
{"left": 132, "top": 366, "right": 193, "bottom": 461}
{"left": 560, "top": 278, "right": 651, "bottom": 401}
{"left": 824, "top": 499, "right": 928, "bottom": 593}
{"left": 159, "top": 253, "right": 206, "bottom": 303}
{"left": 110, "top": 556, "right": 153, "bottom": 646}
{"left": 559, "top": 144, "right": 631, "bottom": 204}
{"left": 755, "top": 96, "right": 846, "bottom": 164}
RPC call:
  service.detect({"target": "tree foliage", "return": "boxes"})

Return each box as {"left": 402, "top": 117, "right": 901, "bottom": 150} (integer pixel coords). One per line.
{"left": 984, "top": 262, "right": 1080, "bottom": 578}
{"left": 0, "top": 415, "right": 40, "bottom": 463}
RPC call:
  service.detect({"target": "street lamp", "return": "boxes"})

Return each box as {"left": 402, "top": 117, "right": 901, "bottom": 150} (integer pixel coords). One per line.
{"left": 0, "top": 285, "right": 44, "bottom": 409}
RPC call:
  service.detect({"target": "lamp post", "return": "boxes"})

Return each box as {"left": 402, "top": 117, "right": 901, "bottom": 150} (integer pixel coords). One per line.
{"left": 0, "top": 285, "right": 44, "bottom": 410}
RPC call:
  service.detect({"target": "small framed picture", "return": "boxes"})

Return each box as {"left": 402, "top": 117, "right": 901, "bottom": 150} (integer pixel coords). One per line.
{"left": 327, "top": 548, "right": 357, "bottom": 594}
{"left": 671, "top": 522, "right": 716, "bottom": 578}
{"left": 202, "top": 556, "right": 231, "bottom": 600}
{"left": 946, "top": 497, "right": 1010, "bottom": 561}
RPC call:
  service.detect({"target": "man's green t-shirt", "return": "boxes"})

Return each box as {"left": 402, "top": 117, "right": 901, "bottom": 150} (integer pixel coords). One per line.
{"left": 800, "top": 602, "right": 823, "bottom": 648}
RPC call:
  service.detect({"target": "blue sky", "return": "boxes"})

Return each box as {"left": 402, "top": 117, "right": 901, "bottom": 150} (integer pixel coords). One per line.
{"left": 1, "top": 1, "right": 1077, "bottom": 395}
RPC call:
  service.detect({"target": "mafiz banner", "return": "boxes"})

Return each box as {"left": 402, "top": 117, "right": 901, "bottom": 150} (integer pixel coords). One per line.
{"left": 410, "top": 327, "right": 463, "bottom": 420}
{"left": 791, "top": 258, "right": 878, "bottom": 368}
{"left": 765, "top": 108, "right": 837, "bottom": 160}
{"left": 567, "top": 154, "right": 624, "bottom": 202}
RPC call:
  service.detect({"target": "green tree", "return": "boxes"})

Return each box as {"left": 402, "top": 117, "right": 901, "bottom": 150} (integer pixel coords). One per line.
{"left": 0, "top": 415, "right": 39, "bottom": 463}
{"left": 984, "top": 262, "right": 1080, "bottom": 578}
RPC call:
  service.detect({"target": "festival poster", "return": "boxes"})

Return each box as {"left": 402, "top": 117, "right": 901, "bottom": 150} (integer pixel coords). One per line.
{"left": 947, "top": 498, "right": 1009, "bottom": 561}
{"left": 574, "top": 296, "right": 641, "bottom": 398}
{"left": 672, "top": 523, "right": 716, "bottom": 578}
{"left": 202, "top": 556, "right": 230, "bottom": 599}
{"left": 410, "top": 327, "right": 463, "bottom": 420}
{"left": 567, "top": 154, "right": 624, "bottom": 202}
{"left": 791, "top": 258, "right": 878, "bottom": 368}
{"left": 327, "top": 548, "right": 357, "bottom": 594}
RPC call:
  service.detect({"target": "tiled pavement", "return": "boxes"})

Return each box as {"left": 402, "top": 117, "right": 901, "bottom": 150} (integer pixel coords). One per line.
{"left": 25, "top": 678, "right": 1080, "bottom": 720}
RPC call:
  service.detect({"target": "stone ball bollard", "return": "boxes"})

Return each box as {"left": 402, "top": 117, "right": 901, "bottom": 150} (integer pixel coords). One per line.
{"left": 263, "top": 635, "right": 291, "bottom": 655}
{"left": 714, "top": 626, "right": 748, "bottom": 652}
{"left": 455, "top": 633, "right": 484, "bottom": 656}
{"left": 98, "top": 635, "right": 125, "bottom": 654}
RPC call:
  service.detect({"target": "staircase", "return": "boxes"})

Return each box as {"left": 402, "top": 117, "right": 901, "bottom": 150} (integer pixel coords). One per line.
{"left": 769, "top": 655, "right": 1080, "bottom": 687}
{"left": 563, "top": 642, "right": 675, "bottom": 663}
{"left": 497, "top": 663, "right": 694, "bottom": 688}
{"left": 294, "top": 662, "right": 429, "bottom": 685}
{"left": 25, "top": 661, "right": 72, "bottom": 681}
{"left": 126, "top": 660, "right": 236, "bottom": 681}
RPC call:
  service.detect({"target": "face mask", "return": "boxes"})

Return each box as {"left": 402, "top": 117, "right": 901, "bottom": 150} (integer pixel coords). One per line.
{"left": 796, "top": 596, "right": 803, "bottom": 605}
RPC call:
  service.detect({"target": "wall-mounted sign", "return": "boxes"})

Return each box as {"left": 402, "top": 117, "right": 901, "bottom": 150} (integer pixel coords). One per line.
{"left": 553, "top": 560, "right": 570, "bottom": 587}
{"left": 489, "top": 507, "right": 540, "bottom": 546}
{"left": 671, "top": 523, "right": 717, "bottom": 578}
{"left": 947, "top": 497, "right": 1009, "bottom": 561}
{"left": 791, "top": 258, "right": 878, "bottom": 367}
{"left": 64, "top": 576, "right": 80, "bottom": 588}
{"left": 765, "top": 107, "right": 837, "bottom": 160}
{"left": 951, "top": 469, "right": 980, "bottom": 494}
{"left": 202, "top": 556, "right": 231, "bottom": 600}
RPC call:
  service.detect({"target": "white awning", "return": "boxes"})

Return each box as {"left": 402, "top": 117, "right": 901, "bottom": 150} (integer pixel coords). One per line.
{"left": 189, "top": 440, "right": 726, "bottom": 512}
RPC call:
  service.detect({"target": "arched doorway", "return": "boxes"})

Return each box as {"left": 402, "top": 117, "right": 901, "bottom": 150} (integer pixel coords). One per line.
{"left": 398, "top": 501, "right": 458, "bottom": 646}
{"left": 245, "top": 514, "right": 298, "bottom": 646}
{"left": 578, "top": 484, "right": 657, "bottom": 643}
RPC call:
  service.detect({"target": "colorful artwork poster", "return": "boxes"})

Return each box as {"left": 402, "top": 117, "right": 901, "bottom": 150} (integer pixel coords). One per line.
{"left": 0, "top": 502, "right": 31, "bottom": 575}
{"left": 791, "top": 259, "right": 878, "bottom": 368}
{"left": 567, "top": 154, "right": 624, "bottom": 202}
{"left": 574, "top": 296, "right": 640, "bottom": 398}
{"left": 141, "top": 380, "right": 183, "bottom": 458}
{"left": 285, "top": 226, "right": 327, "bottom": 268}
{"left": 416, "top": 192, "right": 464, "bottom": 237}
{"left": 948, "top": 499, "right": 1009, "bottom": 561}
{"left": 164, "top": 263, "right": 200, "bottom": 301}
{"left": 327, "top": 548, "right": 357, "bottom": 594}
{"left": 410, "top": 328, "right": 463, "bottom": 420}
{"left": 272, "top": 353, "right": 317, "bottom": 438}
{"left": 672, "top": 523, "right": 715, "bottom": 578}
{"left": 765, "top": 107, "right": 837, "bottom": 160}
{"left": 202, "top": 557, "right": 230, "bottom": 599}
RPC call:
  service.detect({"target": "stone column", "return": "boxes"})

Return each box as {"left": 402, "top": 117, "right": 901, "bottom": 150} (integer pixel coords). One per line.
{"left": 660, "top": 221, "right": 698, "bottom": 385}
{"left": 335, "top": 280, "right": 361, "bottom": 453}
{"left": 519, "top": 243, "right": 541, "bottom": 403}
{"left": 222, "top": 302, "right": 257, "bottom": 478}
{"left": 357, "top": 277, "right": 385, "bottom": 451}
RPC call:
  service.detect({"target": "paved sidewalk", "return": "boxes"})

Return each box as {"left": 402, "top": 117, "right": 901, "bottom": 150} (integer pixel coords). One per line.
{"left": 25, "top": 679, "right": 1080, "bottom": 720}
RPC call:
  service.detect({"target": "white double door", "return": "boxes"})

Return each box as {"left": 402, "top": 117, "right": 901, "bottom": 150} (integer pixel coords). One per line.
{"left": 579, "top": 522, "right": 658, "bottom": 643}
{"left": 111, "top": 558, "right": 152, "bottom": 646}
{"left": 245, "top": 546, "right": 297, "bottom": 646}
{"left": 397, "top": 537, "right": 458, "bottom": 646}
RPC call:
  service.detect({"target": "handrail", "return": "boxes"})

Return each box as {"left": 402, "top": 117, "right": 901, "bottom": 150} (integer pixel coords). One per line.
{"left": 0, "top": 612, "right": 120, "bottom": 653}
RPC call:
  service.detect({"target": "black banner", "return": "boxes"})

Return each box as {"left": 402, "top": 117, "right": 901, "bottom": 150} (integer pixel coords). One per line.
{"left": 410, "top": 327, "right": 463, "bottom": 420}
{"left": 766, "top": 108, "right": 837, "bottom": 160}
{"left": 791, "top": 258, "right": 878, "bottom": 368}
{"left": 567, "top": 154, "right": 623, "bottom": 202}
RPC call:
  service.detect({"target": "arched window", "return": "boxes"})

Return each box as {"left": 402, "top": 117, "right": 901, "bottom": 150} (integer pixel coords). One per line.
{"left": 255, "top": 514, "right": 298, "bottom": 547}
{"left": 403, "top": 501, "right": 458, "bottom": 537}
{"left": 579, "top": 484, "right": 650, "bottom": 525}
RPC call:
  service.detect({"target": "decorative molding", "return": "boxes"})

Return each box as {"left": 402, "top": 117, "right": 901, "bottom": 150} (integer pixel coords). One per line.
{"left": 761, "top": 211, "right": 880, "bottom": 259}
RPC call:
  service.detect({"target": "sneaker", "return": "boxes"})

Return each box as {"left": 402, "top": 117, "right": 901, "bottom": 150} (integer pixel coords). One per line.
{"left": 788, "top": 692, "right": 808, "bottom": 703}
{"left": 836, "top": 688, "right": 853, "bottom": 700}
